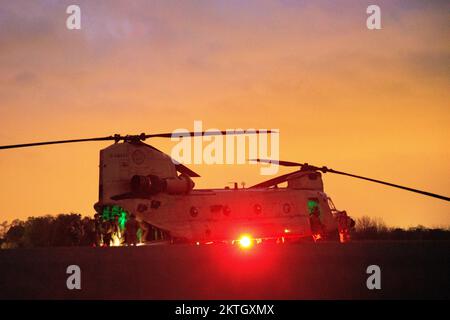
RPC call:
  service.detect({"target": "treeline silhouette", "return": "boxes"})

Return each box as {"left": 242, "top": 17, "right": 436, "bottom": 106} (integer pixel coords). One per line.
{"left": 0, "top": 214, "right": 449, "bottom": 248}
{"left": 352, "top": 216, "right": 450, "bottom": 241}
{"left": 1, "top": 213, "right": 94, "bottom": 248}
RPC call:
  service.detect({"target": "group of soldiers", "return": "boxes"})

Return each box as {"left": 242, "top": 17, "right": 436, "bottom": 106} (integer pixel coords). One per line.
{"left": 68, "top": 213, "right": 142, "bottom": 247}
{"left": 309, "top": 206, "right": 355, "bottom": 243}
{"left": 336, "top": 210, "right": 355, "bottom": 243}
{"left": 309, "top": 206, "right": 325, "bottom": 241}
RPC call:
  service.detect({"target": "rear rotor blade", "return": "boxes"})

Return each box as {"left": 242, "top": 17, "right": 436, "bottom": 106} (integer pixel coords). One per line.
{"left": 326, "top": 168, "right": 450, "bottom": 202}
{"left": 249, "top": 158, "right": 303, "bottom": 167}
{"left": 250, "top": 171, "right": 300, "bottom": 189}
{"left": 251, "top": 158, "right": 450, "bottom": 201}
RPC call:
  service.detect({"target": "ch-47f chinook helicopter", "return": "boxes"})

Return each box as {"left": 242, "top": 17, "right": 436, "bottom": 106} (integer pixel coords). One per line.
{"left": 1, "top": 131, "right": 449, "bottom": 245}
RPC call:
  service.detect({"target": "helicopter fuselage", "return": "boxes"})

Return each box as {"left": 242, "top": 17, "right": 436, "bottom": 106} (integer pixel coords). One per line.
{"left": 95, "top": 140, "right": 340, "bottom": 242}
{"left": 103, "top": 187, "right": 338, "bottom": 242}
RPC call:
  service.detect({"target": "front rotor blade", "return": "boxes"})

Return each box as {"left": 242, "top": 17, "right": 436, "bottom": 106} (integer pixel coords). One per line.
{"left": 0, "top": 129, "right": 277, "bottom": 150}
{"left": 0, "top": 136, "right": 115, "bottom": 150}
{"left": 146, "top": 129, "right": 277, "bottom": 139}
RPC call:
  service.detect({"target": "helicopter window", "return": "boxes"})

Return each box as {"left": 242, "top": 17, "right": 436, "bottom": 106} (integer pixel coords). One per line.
{"left": 283, "top": 203, "right": 291, "bottom": 213}
{"left": 307, "top": 198, "right": 320, "bottom": 216}
{"left": 254, "top": 204, "right": 262, "bottom": 215}
{"left": 137, "top": 203, "right": 148, "bottom": 212}
{"left": 223, "top": 206, "right": 231, "bottom": 216}
{"left": 151, "top": 200, "right": 161, "bottom": 209}
{"left": 190, "top": 206, "right": 199, "bottom": 217}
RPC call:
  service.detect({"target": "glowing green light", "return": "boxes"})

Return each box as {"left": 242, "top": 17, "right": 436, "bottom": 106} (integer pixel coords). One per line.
{"left": 111, "top": 205, "right": 120, "bottom": 217}
{"left": 307, "top": 200, "right": 319, "bottom": 214}
{"left": 102, "top": 206, "right": 111, "bottom": 220}
{"left": 118, "top": 211, "right": 127, "bottom": 230}
{"left": 102, "top": 205, "right": 128, "bottom": 228}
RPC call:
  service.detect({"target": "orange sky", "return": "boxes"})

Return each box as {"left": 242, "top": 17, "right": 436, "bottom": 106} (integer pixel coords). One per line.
{"left": 0, "top": 0, "right": 449, "bottom": 227}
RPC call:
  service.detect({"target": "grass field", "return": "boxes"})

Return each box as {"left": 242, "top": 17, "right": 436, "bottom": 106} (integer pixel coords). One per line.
{"left": 0, "top": 241, "right": 448, "bottom": 299}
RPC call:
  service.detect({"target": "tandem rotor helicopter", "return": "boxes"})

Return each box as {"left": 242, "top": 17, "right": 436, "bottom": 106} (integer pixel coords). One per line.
{"left": 1, "top": 130, "right": 449, "bottom": 245}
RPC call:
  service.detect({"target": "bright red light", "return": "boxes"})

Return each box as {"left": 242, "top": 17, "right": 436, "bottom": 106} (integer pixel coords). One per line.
{"left": 238, "top": 234, "right": 253, "bottom": 249}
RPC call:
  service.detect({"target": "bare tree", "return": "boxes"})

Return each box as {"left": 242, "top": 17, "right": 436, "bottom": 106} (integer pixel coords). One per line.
{"left": 0, "top": 220, "right": 9, "bottom": 238}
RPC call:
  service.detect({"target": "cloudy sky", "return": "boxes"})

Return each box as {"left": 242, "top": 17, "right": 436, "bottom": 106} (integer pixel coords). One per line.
{"left": 0, "top": 0, "right": 449, "bottom": 227}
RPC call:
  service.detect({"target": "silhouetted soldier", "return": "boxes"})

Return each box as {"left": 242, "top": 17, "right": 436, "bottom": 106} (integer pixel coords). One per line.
{"left": 125, "top": 214, "right": 140, "bottom": 246}
{"left": 310, "top": 207, "right": 324, "bottom": 241}
{"left": 93, "top": 213, "right": 102, "bottom": 247}
{"left": 102, "top": 219, "right": 113, "bottom": 247}
{"left": 337, "top": 211, "right": 347, "bottom": 242}
{"left": 112, "top": 215, "right": 122, "bottom": 246}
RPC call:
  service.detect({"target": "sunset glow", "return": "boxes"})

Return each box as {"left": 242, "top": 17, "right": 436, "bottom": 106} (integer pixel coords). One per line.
{"left": 0, "top": 0, "right": 448, "bottom": 228}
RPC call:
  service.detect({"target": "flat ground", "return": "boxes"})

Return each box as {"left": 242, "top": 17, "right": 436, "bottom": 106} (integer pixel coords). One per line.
{"left": 0, "top": 241, "right": 448, "bottom": 299}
